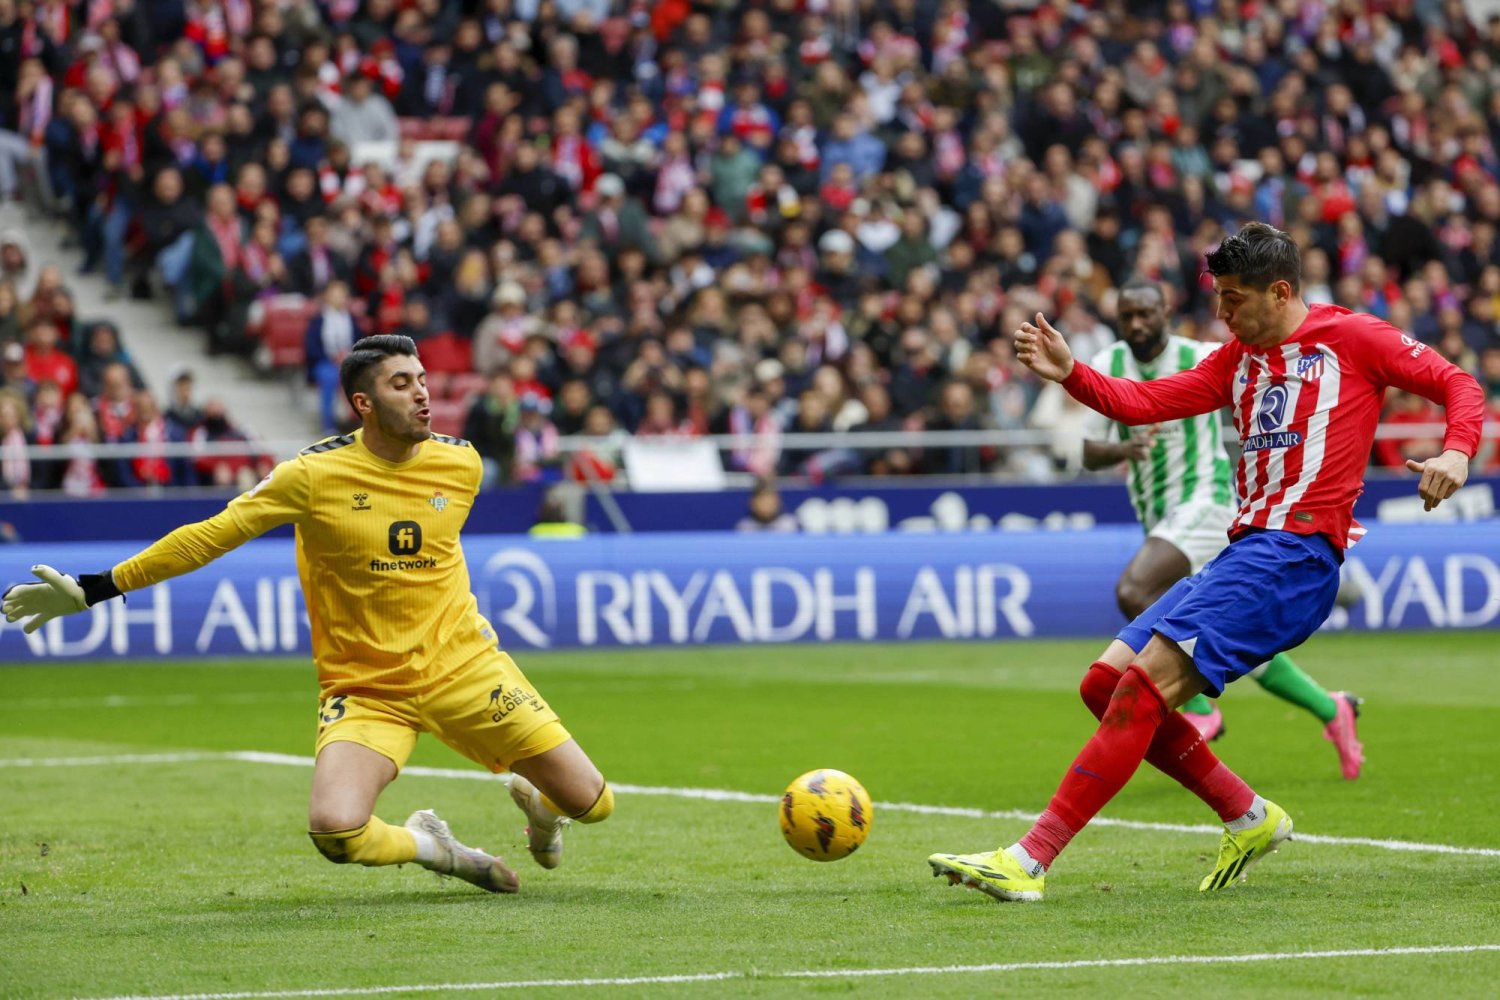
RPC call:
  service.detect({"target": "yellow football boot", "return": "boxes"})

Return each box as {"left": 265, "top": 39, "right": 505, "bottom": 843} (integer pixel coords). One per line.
{"left": 1200, "top": 800, "right": 1293, "bottom": 892}
{"left": 928, "top": 849, "right": 1045, "bottom": 902}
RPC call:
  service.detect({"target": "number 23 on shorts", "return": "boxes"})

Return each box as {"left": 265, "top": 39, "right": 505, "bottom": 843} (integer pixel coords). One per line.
{"left": 319, "top": 694, "right": 347, "bottom": 725}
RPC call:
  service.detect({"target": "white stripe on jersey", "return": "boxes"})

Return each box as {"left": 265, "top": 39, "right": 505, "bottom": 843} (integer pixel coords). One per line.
{"left": 1240, "top": 343, "right": 1305, "bottom": 525}
{"left": 1232, "top": 352, "right": 1262, "bottom": 511}
{"left": 1265, "top": 342, "right": 1340, "bottom": 530}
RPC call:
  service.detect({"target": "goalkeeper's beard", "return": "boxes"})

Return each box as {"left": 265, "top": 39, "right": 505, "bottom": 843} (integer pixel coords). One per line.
{"left": 369, "top": 398, "right": 433, "bottom": 445}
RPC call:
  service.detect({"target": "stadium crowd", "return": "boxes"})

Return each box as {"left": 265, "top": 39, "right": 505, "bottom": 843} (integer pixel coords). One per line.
{"left": 1, "top": 0, "right": 1500, "bottom": 495}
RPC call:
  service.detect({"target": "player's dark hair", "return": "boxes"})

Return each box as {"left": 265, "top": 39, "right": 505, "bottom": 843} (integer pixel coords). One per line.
{"left": 1118, "top": 276, "right": 1167, "bottom": 305}
{"left": 340, "top": 335, "right": 419, "bottom": 410}
{"left": 1205, "top": 222, "right": 1301, "bottom": 293}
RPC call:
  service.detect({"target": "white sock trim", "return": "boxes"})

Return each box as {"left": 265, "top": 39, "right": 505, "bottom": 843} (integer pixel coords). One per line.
{"left": 1225, "top": 794, "right": 1268, "bottom": 833}
{"left": 1005, "top": 843, "right": 1047, "bottom": 878}
{"left": 409, "top": 828, "right": 438, "bottom": 864}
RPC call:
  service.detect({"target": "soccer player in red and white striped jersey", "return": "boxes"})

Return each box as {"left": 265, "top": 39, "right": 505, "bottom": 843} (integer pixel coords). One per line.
{"left": 930, "top": 222, "right": 1484, "bottom": 902}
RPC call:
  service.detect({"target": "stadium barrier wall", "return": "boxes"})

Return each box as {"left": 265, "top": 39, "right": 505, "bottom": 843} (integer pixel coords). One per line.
{"left": 2, "top": 523, "right": 1497, "bottom": 661}
{"left": 3, "top": 475, "right": 1496, "bottom": 541}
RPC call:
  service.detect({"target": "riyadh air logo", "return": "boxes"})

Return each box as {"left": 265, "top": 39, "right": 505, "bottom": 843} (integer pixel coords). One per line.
{"left": 1296, "top": 352, "right": 1325, "bottom": 383}
{"left": 1245, "top": 384, "right": 1302, "bottom": 452}
{"left": 1257, "top": 384, "right": 1288, "bottom": 432}
{"left": 479, "top": 548, "right": 557, "bottom": 648}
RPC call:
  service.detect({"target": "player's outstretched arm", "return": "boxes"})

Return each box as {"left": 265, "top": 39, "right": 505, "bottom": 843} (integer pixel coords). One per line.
{"left": 1022, "top": 309, "right": 1233, "bottom": 426}
{"left": 1404, "top": 452, "right": 1470, "bottom": 512}
{"left": 6, "top": 461, "right": 305, "bottom": 634}
{"left": 2, "top": 565, "right": 122, "bottom": 634}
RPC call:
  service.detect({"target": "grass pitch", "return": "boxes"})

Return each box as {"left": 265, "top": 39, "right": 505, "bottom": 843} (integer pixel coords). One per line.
{"left": 3, "top": 632, "right": 1499, "bottom": 998}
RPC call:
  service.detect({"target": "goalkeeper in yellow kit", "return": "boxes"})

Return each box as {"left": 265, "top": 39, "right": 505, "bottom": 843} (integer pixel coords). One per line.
{"left": 2, "top": 336, "right": 612, "bottom": 894}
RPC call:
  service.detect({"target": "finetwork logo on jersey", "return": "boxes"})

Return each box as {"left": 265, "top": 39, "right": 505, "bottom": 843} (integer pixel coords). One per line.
{"left": 369, "top": 521, "right": 438, "bottom": 572}
{"left": 1244, "top": 383, "right": 1303, "bottom": 452}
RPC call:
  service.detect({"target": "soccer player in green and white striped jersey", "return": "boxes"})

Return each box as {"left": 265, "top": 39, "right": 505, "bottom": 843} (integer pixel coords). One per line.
{"left": 1080, "top": 278, "right": 1364, "bottom": 779}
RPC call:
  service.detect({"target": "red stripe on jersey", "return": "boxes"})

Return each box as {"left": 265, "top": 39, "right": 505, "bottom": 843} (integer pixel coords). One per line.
{"left": 1232, "top": 353, "right": 1260, "bottom": 507}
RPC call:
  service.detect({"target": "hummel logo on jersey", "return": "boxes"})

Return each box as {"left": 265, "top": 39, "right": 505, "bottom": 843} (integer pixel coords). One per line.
{"left": 352, "top": 492, "right": 371, "bottom": 511}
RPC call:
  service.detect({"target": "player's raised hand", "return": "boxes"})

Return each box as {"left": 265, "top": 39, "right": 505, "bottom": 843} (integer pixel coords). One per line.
{"left": 1014, "top": 312, "right": 1075, "bottom": 382}
{"left": 3, "top": 565, "right": 88, "bottom": 634}
{"left": 1405, "top": 450, "right": 1470, "bottom": 512}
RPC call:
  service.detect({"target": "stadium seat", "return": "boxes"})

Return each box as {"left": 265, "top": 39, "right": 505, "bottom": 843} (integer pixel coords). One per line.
{"left": 447, "top": 373, "right": 488, "bottom": 402}
{"left": 263, "top": 305, "right": 312, "bottom": 369}
{"left": 428, "top": 399, "right": 468, "bottom": 437}
{"left": 417, "top": 332, "right": 472, "bottom": 374}
{"left": 248, "top": 294, "right": 308, "bottom": 342}
{"left": 376, "top": 303, "right": 404, "bottom": 334}
{"left": 424, "top": 371, "right": 451, "bottom": 399}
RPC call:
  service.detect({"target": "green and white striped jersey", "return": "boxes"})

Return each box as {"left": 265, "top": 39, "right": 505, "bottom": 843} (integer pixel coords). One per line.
{"left": 1084, "top": 336, "right": 1234, "bottom": 530}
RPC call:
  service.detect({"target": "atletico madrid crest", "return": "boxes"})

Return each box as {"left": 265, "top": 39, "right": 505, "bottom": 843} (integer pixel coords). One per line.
{"left": 429, "top": 491, "right": 448, "bottom": 513}
{"left": 1296, "top": 352, "right": 1325, "bottom": 382}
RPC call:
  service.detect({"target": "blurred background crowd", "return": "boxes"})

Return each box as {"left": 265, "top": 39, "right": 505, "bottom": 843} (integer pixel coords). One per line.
{"left": 0, "top": 0, "right": 1499, "bottom": 497}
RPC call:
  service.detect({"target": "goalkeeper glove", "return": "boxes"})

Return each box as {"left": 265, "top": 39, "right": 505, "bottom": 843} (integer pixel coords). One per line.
{"left": 2, "top": 565, "right": 122, "bottom": 634}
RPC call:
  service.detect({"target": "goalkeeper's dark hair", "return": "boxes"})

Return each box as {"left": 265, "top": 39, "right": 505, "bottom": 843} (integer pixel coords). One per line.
{"left": 340, "top": 335, "right": 419, "bottom": 409}
{"left": 1205, "top": 222, "right": 1301, "bottom": 293}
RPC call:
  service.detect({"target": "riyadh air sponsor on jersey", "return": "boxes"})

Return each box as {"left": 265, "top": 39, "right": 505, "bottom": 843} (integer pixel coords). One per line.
{"left": 1244, "top": 383, "right": 1303, "bottom": 452}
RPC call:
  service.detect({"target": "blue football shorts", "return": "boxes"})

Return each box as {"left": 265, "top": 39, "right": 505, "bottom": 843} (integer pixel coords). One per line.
{"left": 1116, "top": 528, "right": 1342, "bottom": 695}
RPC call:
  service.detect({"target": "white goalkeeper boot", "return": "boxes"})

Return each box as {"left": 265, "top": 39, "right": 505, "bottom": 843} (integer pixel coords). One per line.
{"left": 404, "top": 809, "right": 519, "bottom": 893}
{"left": 509, "top": 774, "right": 570, "bottom": 870}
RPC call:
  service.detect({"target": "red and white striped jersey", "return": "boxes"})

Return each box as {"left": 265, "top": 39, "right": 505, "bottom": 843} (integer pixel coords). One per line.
{"left": 1062, "top": 304, "right": 1485, "bottom": 550}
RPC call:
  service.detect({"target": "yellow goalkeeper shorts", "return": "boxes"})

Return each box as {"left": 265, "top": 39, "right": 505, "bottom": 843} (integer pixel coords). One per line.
{"left": 313, "top": 648, "right": 572, "bottom": 773}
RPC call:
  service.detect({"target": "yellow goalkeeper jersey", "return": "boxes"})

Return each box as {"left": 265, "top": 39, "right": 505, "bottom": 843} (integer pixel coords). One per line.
{"left": 111, "top": 430, "right": 499, "bottom": 694}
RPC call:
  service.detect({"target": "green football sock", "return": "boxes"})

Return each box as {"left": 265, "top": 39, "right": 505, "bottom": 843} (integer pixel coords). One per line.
{"left": 1254, "top": 653, "right": 1338, "bottom": 724}
{"left": 1180, "top": 693, "right": 1215, "bottom": 715}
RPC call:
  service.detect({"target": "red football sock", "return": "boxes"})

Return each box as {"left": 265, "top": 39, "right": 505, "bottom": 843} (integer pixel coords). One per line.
{"left": 1019, "top": 665, "right": 1169, "bottom": 867}
{"left": 1078, "top": 661, "right": 1255, "bottom": 823}
{"left": 1185, "top": 763, "right": 1255, "bottom": 822}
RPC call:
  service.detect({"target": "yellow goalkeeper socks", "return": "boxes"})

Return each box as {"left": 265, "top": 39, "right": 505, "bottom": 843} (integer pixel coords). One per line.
{"left": 553, "top": 782, "right": 614, "bottom": 824}
{"left": 309, "top": 816, "right": 418, "bottom": 866}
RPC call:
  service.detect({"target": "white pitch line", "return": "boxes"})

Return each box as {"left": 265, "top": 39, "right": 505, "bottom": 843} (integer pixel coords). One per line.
{"left": 0, "top": 752, "right": 236, "bottom": 768}
{"left": 0, "top": 692, "right": 308, "bottom": 711}
{"left": 6, "top": 751, "right": 1500, "bottom": 858}
{"left": 80, "top": 944, "right": 1500, "bottom": 1000}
